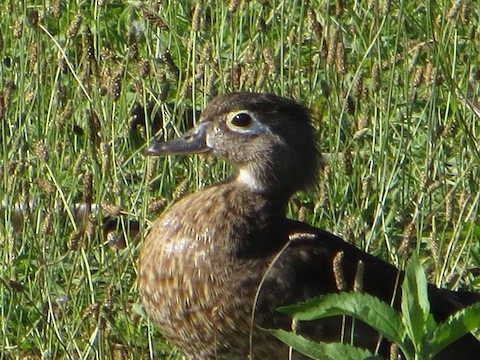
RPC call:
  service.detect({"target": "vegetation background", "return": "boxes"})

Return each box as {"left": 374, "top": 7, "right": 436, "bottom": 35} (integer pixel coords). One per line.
{"left": 1, "top": 0, "right": 479, "bottom": 359}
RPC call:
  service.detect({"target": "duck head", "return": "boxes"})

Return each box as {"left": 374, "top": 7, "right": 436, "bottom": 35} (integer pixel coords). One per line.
{"left": 146, "top": 92, "right": 321, "bottom": 197}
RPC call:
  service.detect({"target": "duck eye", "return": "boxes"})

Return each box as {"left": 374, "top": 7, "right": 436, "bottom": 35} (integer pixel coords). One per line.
{"left": 231, "top": 113, "right": 252, "bottom": 128}
{"left": 225, "top": 110, "right": 265, "bottom": 134}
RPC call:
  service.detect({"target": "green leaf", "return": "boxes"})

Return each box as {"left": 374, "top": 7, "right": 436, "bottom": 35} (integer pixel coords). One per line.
{"left": 278, "top": 292, "right": 406, "bottom": 348}
{"left": 265, "top": 329, "right": 383, "bottom": 360}
{"left": 401, "top": 253, "right": 433, "bottom": 350}
{"left": 428, "top": 302, "right": 480, "bottom": 357}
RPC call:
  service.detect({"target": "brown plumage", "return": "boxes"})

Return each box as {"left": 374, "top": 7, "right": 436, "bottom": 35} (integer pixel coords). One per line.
{"left": 138, "top": 92, "right": 480, "bottom": 359}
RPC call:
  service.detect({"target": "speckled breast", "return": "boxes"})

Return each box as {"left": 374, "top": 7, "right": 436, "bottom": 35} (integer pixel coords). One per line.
{"left": 138, "top": 187, "right": 283, "bottom": 358}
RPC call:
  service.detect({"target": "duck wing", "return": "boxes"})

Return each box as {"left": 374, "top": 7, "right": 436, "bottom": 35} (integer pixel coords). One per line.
{"left": 256, "top": 219, "right": 480, "bottom": 359}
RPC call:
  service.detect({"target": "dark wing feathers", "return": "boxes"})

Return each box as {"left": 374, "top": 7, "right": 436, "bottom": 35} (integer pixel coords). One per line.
{"left": 259, "top": 219, "right": 480, "bottom": 359}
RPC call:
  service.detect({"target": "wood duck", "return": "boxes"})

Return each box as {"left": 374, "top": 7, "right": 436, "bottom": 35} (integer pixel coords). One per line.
{"left": 138, "top": 92, "right": 480, "bottom": 359}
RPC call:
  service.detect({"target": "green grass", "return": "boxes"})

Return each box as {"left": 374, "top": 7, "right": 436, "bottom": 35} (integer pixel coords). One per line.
{"left": 0, "top": 0, "right": 479, "bottom": 359}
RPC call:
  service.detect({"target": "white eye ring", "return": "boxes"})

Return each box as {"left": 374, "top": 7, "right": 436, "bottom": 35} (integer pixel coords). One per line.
{"left": 225, "top": 111, "right": 265, "bottom": 134}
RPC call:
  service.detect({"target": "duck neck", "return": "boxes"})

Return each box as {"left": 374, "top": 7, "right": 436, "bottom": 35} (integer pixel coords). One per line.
{"left": 234, "top": 166, "right": 295, "bottom": 201}
{"left": 217, "top": 175, "right": 291, "bottom": 259}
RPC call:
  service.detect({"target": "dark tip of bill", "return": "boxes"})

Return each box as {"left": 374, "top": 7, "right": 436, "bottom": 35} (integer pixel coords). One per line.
{"left": 144, "top": 141, "right": 164, "bottom": 156}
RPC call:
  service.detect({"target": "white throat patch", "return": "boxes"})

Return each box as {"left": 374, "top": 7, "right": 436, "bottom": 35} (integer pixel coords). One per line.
{"left": 236, "top": 168, "right": 263, "bottom": 191}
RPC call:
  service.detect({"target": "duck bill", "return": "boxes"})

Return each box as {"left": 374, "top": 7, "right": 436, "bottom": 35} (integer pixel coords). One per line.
{"left": 145, "top": 121, "right": 211, "bottom": 156}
